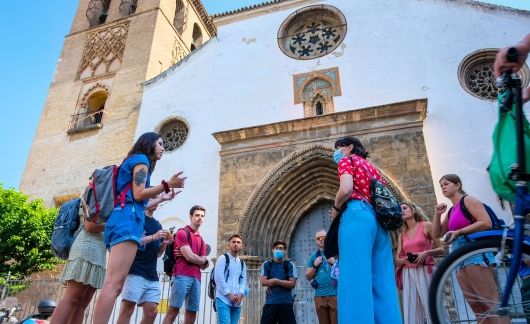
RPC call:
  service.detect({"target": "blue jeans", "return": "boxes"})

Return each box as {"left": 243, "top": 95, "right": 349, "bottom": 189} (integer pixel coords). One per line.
{"left": 338, "top": 200, "right": 402, "bottom": 324}
{"left": 216, "top": 298, "right": 241, "bottom": 324}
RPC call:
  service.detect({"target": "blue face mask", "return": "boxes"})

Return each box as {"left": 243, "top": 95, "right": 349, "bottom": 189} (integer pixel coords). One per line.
{"left": 273, "top": 249, "right": 285, "bottom": 260}
{"left": 333, "top": 149, "right": 344, "bottom": 164}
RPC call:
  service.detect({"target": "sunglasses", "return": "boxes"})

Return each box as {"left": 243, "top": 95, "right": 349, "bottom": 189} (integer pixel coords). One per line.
{"left": 315, "top": 236, "right": 326, "bottom": 241}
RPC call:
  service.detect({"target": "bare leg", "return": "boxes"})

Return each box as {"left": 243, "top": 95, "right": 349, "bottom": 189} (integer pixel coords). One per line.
{"left": 458, "top": 265, "right": 510, "bottom": 324}
{"left": 162, "top": 306, "right": 180, "bottom": 324}
{"left": 140, "top": 302, "right": 158, "bottom": 324}
{"left": 116, "top": 300, "right": 137, "bottom": 324}
{"left": 184, "top": 310, "right": 197, "bottom": 324}
{"left": 92, "top": 241, "right": 138, "bottom": 324}
{"left": 66, "top": 285, "right": 96, "bottom": 324}
{"left": 50, "top": 281, "right": 92, "bottom": 324}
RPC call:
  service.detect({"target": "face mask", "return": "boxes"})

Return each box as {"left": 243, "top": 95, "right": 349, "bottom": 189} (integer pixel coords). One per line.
{"left": 333, "top": 149, "right": 344, "bottom": 164}
{"left": 273, "top": 249, "right": 285, "bottom": 260}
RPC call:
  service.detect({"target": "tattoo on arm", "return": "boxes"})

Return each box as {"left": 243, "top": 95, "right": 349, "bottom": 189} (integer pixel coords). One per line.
{"left": 134, "top": 168, "right": 147, "bottom": 187}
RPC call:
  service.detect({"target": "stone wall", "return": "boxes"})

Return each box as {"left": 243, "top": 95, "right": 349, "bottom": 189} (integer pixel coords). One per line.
{"left": 214, "top": 99, "right": 435, "bottom": 259}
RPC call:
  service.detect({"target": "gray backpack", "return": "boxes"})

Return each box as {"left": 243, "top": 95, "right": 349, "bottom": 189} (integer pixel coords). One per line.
{"left": 81, "top": 165, "right": 130, "bottom": 223}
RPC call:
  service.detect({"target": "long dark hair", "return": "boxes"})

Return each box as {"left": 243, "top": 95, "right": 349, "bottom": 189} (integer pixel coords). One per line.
{"left": 334, "top": 136, "right": 369, "bottom": 158}
{"left": 127, "top": 132, "right": 161, "bottom": 173}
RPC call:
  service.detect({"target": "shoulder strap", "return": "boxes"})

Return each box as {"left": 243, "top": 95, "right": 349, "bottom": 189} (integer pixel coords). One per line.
{"left": 266, "top": 260, "right": 272, "bottom": 279}
{"left": 283, "top": 260, "right": 290, "bottom": 279}
{"left": 223, "top": 253, "right": 230, "bottom": 281}
{"left": 459, "top": 195, "right": 476, "bottom": 223}
{"left": 239, "top": 259, "right": 245, "bottom": 280}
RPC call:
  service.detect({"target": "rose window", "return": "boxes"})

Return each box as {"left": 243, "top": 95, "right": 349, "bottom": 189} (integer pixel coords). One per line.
{"left": 277, "top": 5, "right": 347, "bottom": 60}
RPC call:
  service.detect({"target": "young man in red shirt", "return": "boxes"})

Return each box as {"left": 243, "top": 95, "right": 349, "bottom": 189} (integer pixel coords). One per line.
{"left": 163, "top": 205, "right": 209, "bottom": 324}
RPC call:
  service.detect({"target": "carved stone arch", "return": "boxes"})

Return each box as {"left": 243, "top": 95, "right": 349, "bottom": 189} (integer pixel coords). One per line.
{"left": 300, "top": 74, "right": 337, "bottom": 99}
{"left": 239, "top": 144, "right": 406, "bottom": 259}
{"left": 79, "top": 83, "right": 111, "bottom": 110}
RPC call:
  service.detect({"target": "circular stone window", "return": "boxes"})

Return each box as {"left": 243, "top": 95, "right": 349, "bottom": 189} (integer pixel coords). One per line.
{"left": 277, "top": 5, "right": 347, "bottom": 60}
{"left": 158, "top": 118, "right": 189, "bottom": 152}
{"left": 458, "top": 49, "right": 530, "bottom": 101}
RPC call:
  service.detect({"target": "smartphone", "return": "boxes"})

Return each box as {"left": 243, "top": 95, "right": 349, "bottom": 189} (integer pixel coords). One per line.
{"left": 443, "top": 232, "right": 452, "bottom": 243}
{"left": 407, "top": 252, "right": 418, "bottom": 263}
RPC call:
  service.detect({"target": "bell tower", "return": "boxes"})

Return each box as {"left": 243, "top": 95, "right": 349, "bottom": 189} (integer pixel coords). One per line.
{"left": 20, "top": 0, "right": 216, "bottom": 205}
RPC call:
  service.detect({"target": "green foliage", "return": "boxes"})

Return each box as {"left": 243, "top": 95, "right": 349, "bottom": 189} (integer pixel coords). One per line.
{"left": 0, "top": 185, "right": 59, "bottom": 279}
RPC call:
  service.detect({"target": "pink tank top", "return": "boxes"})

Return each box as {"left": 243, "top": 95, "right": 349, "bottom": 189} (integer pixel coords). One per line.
{"left": 447, "top": 200, "right": 472, "bottom": 231}
{"left": 402, "top": 222, "right": 434, "bottom": 269}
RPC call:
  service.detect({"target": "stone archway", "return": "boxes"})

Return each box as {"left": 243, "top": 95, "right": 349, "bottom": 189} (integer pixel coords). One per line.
{"left": 213, "top": 99, "right": 435, "bottom": 265}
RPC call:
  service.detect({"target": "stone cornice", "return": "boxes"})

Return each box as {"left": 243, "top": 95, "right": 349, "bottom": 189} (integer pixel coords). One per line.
{"left": 213, "top": 99, "right": 427, "bottom": 149}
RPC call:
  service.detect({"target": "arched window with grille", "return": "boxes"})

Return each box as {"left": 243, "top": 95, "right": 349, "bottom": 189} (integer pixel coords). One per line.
{"left": 119, "top": 0, "right": 137, "bottom": 17}
{"left": 315, "top": 101, "right": 324, "bottom": 115}
{"left": 87, "top": 0, "right": 112, "bottom": 27}
{"left": 174, "top": 0, "right": 187, "bottom": 34}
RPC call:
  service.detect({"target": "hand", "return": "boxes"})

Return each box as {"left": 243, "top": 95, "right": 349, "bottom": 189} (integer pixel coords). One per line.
{"left": 168, "top": 171, "right": 186, "bottom": 188}
{"left": 494, "top": 42, "right": 529, "bottom": 78}
{"left": 327, "top": 257, "right": 335, "bottom": 265}
{"left": 414, "top": 252, "right": 427, "bottom": 265}
{"left": 160, "top": 190, "right": 177, "bottom": 201}
{"left": 435, "top": 203, "right": 447, "bottom": 216}
{"left": 200, "top": 258, "right": 209, "bottom": 270}
{"left": 313, "top": 256, "right": 323, "bottom": 268}
{"left": 266, "top": 278, "right": 279, "bottom": 286}
{"left": 395, "top": 257, "right": 406, "bottom": 266}
{"left": 227, "top": 293, "right": 238, "bottom": 303}
{"left": 442, "top": 231, "right": 460, "bottom": 245}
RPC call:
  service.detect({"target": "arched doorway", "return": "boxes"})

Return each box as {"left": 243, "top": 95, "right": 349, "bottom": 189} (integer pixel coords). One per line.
{"left": 289, "top": 200, "right": 333, "bottom": 324}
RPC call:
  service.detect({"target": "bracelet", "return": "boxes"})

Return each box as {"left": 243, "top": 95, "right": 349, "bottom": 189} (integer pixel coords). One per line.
{"left": 161, "top": 180, "right": 170, "bottom": 194}
{"left": 203, "top": 258, "right": 209, "bottom": 266}
{"left": 332, "top": 205, "right": 340, "bottom": 211}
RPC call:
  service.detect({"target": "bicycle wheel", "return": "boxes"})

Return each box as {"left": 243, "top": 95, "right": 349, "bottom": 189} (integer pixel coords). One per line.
{"left": 429, "top": 238, "right": 530, "bottom": 324}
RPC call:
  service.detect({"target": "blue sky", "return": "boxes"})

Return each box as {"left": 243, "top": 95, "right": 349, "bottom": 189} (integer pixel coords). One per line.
{"left": 0, "top": 0, "right": 528, "bottom": 191}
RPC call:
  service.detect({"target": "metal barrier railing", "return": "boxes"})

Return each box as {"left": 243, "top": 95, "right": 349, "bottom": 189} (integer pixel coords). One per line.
{"left": 0, "top": 267, "right": 318, "bottom": 324}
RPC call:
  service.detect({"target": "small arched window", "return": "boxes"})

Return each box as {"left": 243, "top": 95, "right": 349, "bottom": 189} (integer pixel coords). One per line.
{"left": 119, "top": 0, "right": 137, "bottom": 17}
{"left": 315, "top": 101, "right": 324, "bottom": 115}
{"left": 87, "top": 0, "right": 112, "bottom": 27}
{"left": 86, "top": 91, "right": 107, "bottom": 124}
{"left": 192, "top": 23, "right": 203, "bottom": 48}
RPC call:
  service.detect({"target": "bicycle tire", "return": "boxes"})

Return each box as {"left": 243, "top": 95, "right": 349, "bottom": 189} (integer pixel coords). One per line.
{"left": 429, "top": 238, "right": 530, "bottom": 324}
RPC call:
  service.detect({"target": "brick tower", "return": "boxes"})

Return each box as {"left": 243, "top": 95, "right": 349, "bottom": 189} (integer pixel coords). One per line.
{"left": 20, "top": 0, "right": 215, "bottom": 205}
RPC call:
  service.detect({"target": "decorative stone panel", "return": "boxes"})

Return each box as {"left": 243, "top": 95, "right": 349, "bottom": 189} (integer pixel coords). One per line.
{"left": 77, "top": 21, "right": 130, "bottom": 80}
{"left": 155, "top": 117, "right": 189, "bottom": 152}
{"left": 293, "top": 67, "right": 341, "bottom": 117}
{"left": 213, "top": 99, "right": 435, "bottom": 259}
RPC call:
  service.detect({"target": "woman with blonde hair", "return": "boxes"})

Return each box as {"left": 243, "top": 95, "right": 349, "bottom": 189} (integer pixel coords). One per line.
{"left": 395, "top": 201, "right": 443, "bottom": 324}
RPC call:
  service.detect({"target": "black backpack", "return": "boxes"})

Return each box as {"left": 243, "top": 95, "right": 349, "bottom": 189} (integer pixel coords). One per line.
{"left": 163, "top": 227, "right": 204, "bottom": 277}
{"left": 447, "top": 195, "right": 505, "bottom": 230}
{"left": 208, "top": 253, "right": 245, "bottom": 299}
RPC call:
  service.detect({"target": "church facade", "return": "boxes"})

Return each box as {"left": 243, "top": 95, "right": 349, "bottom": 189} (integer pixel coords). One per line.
{"left": 135, "top": 0, "right": 529, "bottom": 261}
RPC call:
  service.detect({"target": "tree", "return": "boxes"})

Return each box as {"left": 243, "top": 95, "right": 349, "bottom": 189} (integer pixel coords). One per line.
{"left": 0, "top": 185, "right": 59, "bottom": 279}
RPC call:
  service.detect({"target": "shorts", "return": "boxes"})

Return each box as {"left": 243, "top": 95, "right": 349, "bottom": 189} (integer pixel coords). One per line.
{"left": 450, "top": 235, "right": 496, "bottom": 269}
{"left": 169, "top": 275, "right": 201, "bottom": 312}
{"left": 104, "top": 204, "right": 145, "bottom": 249}
{"left": 121, "top": 274, "right": 160, "bottom": 305}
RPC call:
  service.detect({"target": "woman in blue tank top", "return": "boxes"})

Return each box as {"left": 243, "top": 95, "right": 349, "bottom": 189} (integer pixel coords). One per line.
{"left": 93, "top": 132, "right": 186, "bottom": 323}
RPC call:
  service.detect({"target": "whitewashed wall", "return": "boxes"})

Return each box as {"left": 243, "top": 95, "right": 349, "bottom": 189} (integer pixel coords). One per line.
{"left": 137, "top": 0, "right": 530, "bottom": 253}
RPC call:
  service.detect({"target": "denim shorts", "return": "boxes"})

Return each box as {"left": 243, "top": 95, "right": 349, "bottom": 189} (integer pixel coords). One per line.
{"left": 121, "top": 274, "right": 160, "bottom": 304}
{"left": 104, "top": 204, "right": 145, "bottom": 249}
{"left": 450, "top": 235, "right": 496, "bottom": 268}
{"left": 169, "top": 275, "right": 201, "bottom": 312}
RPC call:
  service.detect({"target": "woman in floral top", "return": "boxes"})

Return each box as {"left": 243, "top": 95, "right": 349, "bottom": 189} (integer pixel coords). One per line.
{"left": 330, "top": 136, "right": 402, "bottom": 324}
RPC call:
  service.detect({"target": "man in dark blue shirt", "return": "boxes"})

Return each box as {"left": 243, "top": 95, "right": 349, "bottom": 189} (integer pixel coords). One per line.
{"left": 259, "top": 240, "right": 297, "bottom": 324}
{"left": 116, "top": 192, "right": 175, "bottom": 324}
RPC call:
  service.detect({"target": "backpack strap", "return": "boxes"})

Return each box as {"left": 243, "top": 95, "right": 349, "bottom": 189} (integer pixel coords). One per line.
{"left": 266, "top": 260, "right": 272, "bottom": 279}
{"left": 283, "top": 261, "right": 290, "bottom": 280}
{"left": 459, "top": 195, "right": 476, "bottom": 224}
{"left": 239, "top": 259, "right": 245, "bottom": 281}
{"left": 223, "top": 253, "right": 230, "bottom": 281}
